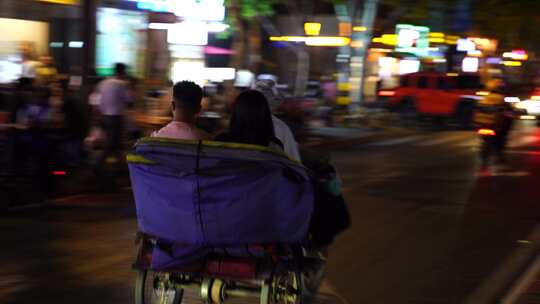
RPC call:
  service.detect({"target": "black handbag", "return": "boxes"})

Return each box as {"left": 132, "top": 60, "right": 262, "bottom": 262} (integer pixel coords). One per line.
{"left": 302, "top": 150, "right": 351, "bottom": 246}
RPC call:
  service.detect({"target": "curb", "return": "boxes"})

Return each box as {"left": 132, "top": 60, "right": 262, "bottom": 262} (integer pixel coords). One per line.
{"left": 464, "top": 224, "right": 540, "bottom": 304}
{"left": 302, "top": 123, "right": 417, "bottom": 151}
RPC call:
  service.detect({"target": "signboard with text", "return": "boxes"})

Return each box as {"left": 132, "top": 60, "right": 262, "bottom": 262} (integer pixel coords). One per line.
{"left": 130, "top": 0, "right": 225, "bottom": 21}
{"left": 395, "top": 24, "right": 430, "bottom": 57}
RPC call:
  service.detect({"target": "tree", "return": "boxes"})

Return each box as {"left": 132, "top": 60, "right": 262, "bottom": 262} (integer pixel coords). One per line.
{"left": 471, "top": 0, "right": 540, "bottom": 54}
{"left": 225, "top": 0, "right": 315, "bottom": 96}
{"left": 226, "top": 0, "right": 276, "bottom": 71}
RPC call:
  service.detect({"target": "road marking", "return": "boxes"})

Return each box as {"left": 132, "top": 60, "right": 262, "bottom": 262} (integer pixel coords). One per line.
{"left": 501, "top": 251, "right": 540, "bottom": 304}
{"left": 478, "top": 170, "right": 530, "bottom": 177}
{"left": 416, "top": 133, "right": 471, "bottom": 146}
{"left": 505, "top": 150, "right": 540, "bottom": 156}
{"left": 509, "top": 135, "right": 538, "bottom": 148}
{"left": 465, "top": 223, "right": 540, "bottom": 304}
{"left": 370, "top": 135, "right": 423, "bottom": 146}
{"left": 457, "top": 138, "right": 479, "bottom": 147}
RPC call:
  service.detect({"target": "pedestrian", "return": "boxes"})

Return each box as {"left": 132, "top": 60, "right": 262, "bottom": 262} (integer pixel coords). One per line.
{"left": 474, "top": 78, "right": 513, "bottom": 167}
{"left": 36, "top": 56, "right": 58, "bottom": 86}
{"left": 151, "top": 81, "right": 209, "bottom": 140}
{"left": 252, "top": 79, "right": 301, "bottom": 161}
{"left": 93, "top": 63, "right": 133, "bottom": 177}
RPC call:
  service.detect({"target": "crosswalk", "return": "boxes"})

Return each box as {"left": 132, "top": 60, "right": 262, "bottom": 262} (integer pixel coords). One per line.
{"left": 366, "top": 130, "right": 539, "bottom": 150}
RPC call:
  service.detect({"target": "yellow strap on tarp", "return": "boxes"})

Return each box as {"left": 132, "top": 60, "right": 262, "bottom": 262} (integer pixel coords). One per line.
{"left": 126, "top": 153, "right": 156, "bottom": 165}
{"left": 135, "top": 137, "right": 303, "bottom": 167}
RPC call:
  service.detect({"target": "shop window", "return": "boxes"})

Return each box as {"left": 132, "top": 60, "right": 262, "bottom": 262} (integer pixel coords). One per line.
{"left": 437, "top": 77, "right": 450, "bottom": 90}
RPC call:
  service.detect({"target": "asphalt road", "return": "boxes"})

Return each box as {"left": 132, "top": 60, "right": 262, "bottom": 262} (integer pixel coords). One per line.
{"left": 2, "top": 121, "right": 540, "bottom": 304}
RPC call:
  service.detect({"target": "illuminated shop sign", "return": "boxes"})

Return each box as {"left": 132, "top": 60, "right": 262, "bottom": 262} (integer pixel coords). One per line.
{"left": 130, "top": 0, "right": 225, "bottom": 21}
{"left": 168, "top": 21, "right": 208, "bottom": 46}
{"left": 395, "top": 24, "right": 430, "bottom": 56}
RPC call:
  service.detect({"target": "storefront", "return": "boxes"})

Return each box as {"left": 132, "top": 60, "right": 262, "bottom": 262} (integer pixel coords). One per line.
{"left": 95, "top": 0, "right": 231, "bottom": 85}
{"left": 94, "top": 6, "right": 148, "bottom": 77}
{"left": 0, "top": 0, "right": 83, "bottom": 83}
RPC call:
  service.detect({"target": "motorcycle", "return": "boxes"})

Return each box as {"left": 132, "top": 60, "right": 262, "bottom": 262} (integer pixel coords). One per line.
{"left": 477, "top": 127, "right": 498, "bottom": 168}
{"left": 475, "top": 109, "right": 513, "bottom": 168}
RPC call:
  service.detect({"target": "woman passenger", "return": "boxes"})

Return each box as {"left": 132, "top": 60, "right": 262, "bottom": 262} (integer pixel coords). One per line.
{"left": 215, "top": 90, "right": 283, "bottom": 150}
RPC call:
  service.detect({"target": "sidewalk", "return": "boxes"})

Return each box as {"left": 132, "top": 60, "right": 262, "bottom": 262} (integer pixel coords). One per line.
{"left": 307, "top": 126, "right": 377, "bottom": 139}
{"left": 302, "top": 116, "right": 413, "bottom": 150}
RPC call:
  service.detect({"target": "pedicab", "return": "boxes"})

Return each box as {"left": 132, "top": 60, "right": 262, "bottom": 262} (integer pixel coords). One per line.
{"left": 128, "top": 137, "right": 315, "bottom": 304}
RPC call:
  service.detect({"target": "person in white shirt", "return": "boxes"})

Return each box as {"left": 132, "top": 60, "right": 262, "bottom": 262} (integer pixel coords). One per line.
{"left": 252, "top": 79, "right": 301, "bottom": 161}
{"left": 93, "top": 63, "right": 132, "bottom": 176}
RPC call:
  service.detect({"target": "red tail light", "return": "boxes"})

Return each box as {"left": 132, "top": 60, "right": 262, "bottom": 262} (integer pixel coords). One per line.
{"left": 477, "top": 128, "right": 496, "bottom": 136}
{"left": 378, "top": 90, "right": 396, "bottom": 97}
{"left": 52, "top": 171, "right": 67, "bottom": 176}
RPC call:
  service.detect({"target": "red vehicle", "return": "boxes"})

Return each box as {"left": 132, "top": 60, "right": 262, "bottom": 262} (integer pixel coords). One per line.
{"left": 379, "top": 72, "right": 484, "bottom": 127}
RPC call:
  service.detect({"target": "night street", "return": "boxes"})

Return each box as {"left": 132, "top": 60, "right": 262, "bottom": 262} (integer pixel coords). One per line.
{"left": 2, "top": 121, "right": 540, "bottom": 304}
{"left": 3, "top": 0, "right": 540, "bottom": 303}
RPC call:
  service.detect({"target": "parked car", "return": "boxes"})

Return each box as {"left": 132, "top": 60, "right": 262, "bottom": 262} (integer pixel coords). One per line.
{"left": 379, "top": 72, "right": 485, "bottom": 128}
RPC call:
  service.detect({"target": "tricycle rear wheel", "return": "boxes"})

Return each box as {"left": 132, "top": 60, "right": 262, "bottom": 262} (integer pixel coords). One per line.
{"left": 135, "top": 270, "right": 183, "bottom": 304}
{"left": 264, "top": 269, "right": 302, "bottom": 304}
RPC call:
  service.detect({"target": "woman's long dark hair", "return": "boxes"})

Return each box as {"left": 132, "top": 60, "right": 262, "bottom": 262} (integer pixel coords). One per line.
{"left": 228, "top": 90, "right": 275, "bottom": 147}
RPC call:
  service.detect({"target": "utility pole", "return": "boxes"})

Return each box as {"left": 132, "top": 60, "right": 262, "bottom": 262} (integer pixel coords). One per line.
{"left": 82, "top": 0, "right": 96, "bottom": 79}
{"left": 334, "top": 3, "right": 351, "bottom": 108}
{"left": 349, "top": 0, "right": 379, "bottom": 106}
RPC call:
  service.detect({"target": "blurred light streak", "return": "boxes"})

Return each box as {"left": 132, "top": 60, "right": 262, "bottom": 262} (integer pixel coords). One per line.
{"left": 68, "top": 41, "right": 84, "bottom": 48}
{"left": 204, "top": 67, "right": 235, "bottom": 81}
{"left": 378, "top": 90, "right": 396, "bottom": 96}
{"left": 478, "top": 129, "right": 496, "bottom": 136}
{"left": 148, "top": 22, "right": 171, "bottom": 30}
{"left": 486, "top": 57, "right": 502, "bottom": 64}
{"left": 504, "top": 97, "right": 520, "bottom": 103}
{"left": 476, "top": 91, "right": 490, "bottom": 96}
{"left": 503, "top": 50, "right": 528, "bottom": 61}
{"left": 269, "top": 36, "right": 306, "bottom": 42}
{"left": 503, "top": 61, "right": 522, "bottom": 67}
{"left": 353, "top": 26, "right": 367, "bottom": 32}
{"left": 38, "top": 0, "right": 79, "bottom": 4}
{"left": 399, "top": 59, "right": 420, "bottom": 74}
{"left": 369, "top": 48, "right": 391, "bottom": 53}
{"left": 168, "top": 21, "right": 208, "bottom": 45}
{"left": 350, "top": 40, "right": 364, "bottom": 48}
{"left": 429, "top": 38, "right": 445, "bottom": 43}
{"left": 49, "top": 42, "right": 64, "bottom": 48}
{"left": 457, "top": 38, "right": 476, "bottom": 51}
{"left": 467, "top": 50, "right": 483, "bottom": 57}
{"left": 372, "top": 34, "right": 397, "bottom": 46}
{"left": 305, "top": 36, "right": 351, "bottom": 46}
{"left": 520, "top": 115, "right": 536, "bottom": 120}
{"left": 206, "top": 22, "right": 229, "bottom": 33}
{"left": 462, "top": 57, "right": 479, "bottom": 72}
{"left": 429, "top": 32, "right": 445, "bottom": 38}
